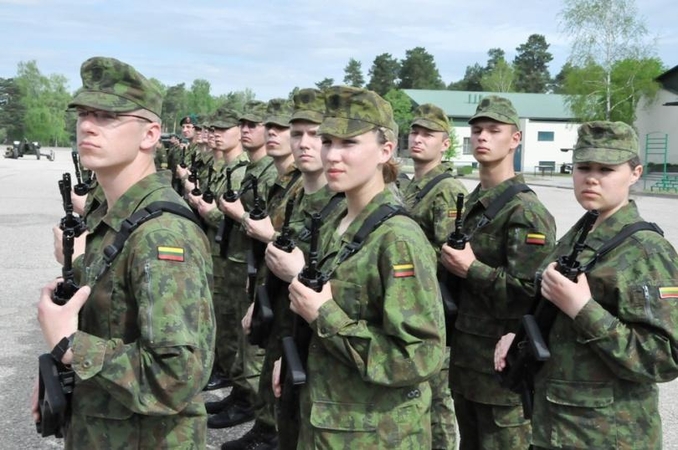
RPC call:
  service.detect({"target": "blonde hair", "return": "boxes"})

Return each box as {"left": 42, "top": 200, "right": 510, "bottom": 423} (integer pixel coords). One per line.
{"left": 375, "top": 127, "right": 399, "bottom": 183}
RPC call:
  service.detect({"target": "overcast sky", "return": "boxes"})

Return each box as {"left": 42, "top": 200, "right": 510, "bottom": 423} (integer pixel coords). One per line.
{"left": 2, "top": 0, "right": 676, "bottom": 100}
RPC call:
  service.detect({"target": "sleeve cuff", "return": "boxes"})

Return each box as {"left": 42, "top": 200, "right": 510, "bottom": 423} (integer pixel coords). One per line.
{"left": 314, "top": 298, "right": 353, "bottom": 337}
{"left": 204, "top": 208, "right": 223, "bottom": 228}
{"left": 71, "top": 331, "right": 108, "bottom": 380}
{"left": 466, "top": 259, "right": 493, "bottom": 287}
{"left": 572, "top": 299, "right": 618, "bottom": 343}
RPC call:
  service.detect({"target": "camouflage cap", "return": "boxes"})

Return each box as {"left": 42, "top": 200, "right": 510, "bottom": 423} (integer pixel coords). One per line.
{"left": 239, "top": 100, "right": 267, "bottom": 124}
{"left": 573, "top": 121, "right": 639, "bottom": 165}
{"left": 264, "top": 98, "right": 293, "bottom": 127}
{"left": 468, "top": 95, "right": 520, "bottom": 129}
{"left": 290, "top": 88, "right": 325, "bottom": 124}
{"left": 210, "top": 107, "right": 240, "bottom": 129}
{"left": 411, "top": 103, "right": 450, "bottom": 132}
{"left": 68, "top": 56, "right": 162, "bottom": 116}
{"left": 180, "top": 114, "right": 199, "bottom": 126}
{"left": 318, "top": 86, "right": 394, "bottom": 138}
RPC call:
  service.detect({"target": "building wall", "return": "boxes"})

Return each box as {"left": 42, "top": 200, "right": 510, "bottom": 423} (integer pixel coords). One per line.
{"left": 635, "top": 89, "right": 678, "bottom": 165}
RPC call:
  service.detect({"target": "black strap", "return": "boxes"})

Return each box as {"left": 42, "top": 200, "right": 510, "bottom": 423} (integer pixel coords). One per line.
{"left": 414, "top": 172, "right": 454, "bottom": 203}
{"left": 581, "top": 221, "right": 663, "bottom": 272}
{"left": 477, "top": 183, "right": 533, "bottom": 229}
{"left": 267, "top": 169, "right": 303, "bottom": 204}
{"left": 298, "top": 193, "right": 346, "bottom": 242}
{"left": 102, "top": 201, "right": 200, "bottom": 266}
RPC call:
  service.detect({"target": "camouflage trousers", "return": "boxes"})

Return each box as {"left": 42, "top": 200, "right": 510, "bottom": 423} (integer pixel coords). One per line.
{"left": 212, "top": 267, "right": 242, "bottom": 377}
{"left": 431, "top": 347, "right": 458, "bottom": 450}
{"left": 453, "top": 394, "right": 531, "bottom": 450}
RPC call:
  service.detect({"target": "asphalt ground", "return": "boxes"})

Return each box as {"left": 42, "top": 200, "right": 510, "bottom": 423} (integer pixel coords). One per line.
{"left": 1, "top": 148, "right": 677, "bottom": 449}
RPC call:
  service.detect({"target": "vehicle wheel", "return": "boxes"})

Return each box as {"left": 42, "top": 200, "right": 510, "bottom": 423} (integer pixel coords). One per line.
{"left": 12, "top": 148, "right": 18, "bottom": 159}
{"left": 48, "top": 150, "right": 55, "bottom": 161}
{"left": 36, "top": 150, "right": 40, "bottom": 160}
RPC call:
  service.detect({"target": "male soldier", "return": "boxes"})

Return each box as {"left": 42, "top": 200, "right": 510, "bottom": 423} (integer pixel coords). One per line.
{"left": 187, "top": 107, "right": 250, "bottom": 392}
{"left": 441, "top": 95, "right": 556, "bottom": 449}
{"left": 208, "top": 100, "right": 278, "bottom": 427}
{"left": 32, "top": 56, "right": 215, "bottom": 448}
{"left": 401, "top": 103, "right": 467, "bottom": 450}
{"left": 169, "top": 114, "right": 198, "bottom": 194}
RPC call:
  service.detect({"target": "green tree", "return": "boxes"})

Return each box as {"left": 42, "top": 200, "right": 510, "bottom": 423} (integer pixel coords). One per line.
{"left": 448, "top": 63, "right": 484, "bottom": 91}
{"left": 481, "top": 58, "right": 515, "bottom": 92}
{"left": 560, "top": 0, "right": 655, "bottom": 120}
{"left": 187, "top": 79, "right": 214, "bottom": 117}
{"left": 215, "top": 88, "right": 256, "bottom": 114}
{"left": 367, "top": 53, "right": 400, "bottom": 96}
{"left": 486, "top": 48, "right": 506, "bottom": 72}
{"left": 444, "top": 126, "right": 460, "bottom": 160}
{"left": 550, "top": 62, "right": 575, "bottom": 93}
{"left": 315, "top": 77, "right": 334, "bottom": 91}
{"left": 399, "top": 47, "right": 445, "bottom": 90}
{"left": 513, "top": 34, "right": 553, "bottom": 93}
{"left": 383, "top": 89, "right": 413, "bottom": 150}
{"left": 162, "top": 83, "right": 188, "bottom": 132}
{"left": 343, "top": 58, "right": 365, "bottom": 88}
{"left": 0, "top": 77, "right": 25, "bottom": 142}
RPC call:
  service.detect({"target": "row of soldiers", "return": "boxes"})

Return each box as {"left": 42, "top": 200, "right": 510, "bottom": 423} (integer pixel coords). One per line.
{"left": 44, "top": 55, "right": 678, "bottom": 450}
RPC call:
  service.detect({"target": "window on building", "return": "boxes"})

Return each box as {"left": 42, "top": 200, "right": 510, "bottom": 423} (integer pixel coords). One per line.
{"left": 463, "top": 137, "right": 472, "bottom": 155}
{"left": 538, "top": 131, "right": 555, "bottom": 141}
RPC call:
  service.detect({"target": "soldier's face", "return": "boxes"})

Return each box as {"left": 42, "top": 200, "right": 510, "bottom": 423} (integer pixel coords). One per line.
{"left": 321, "top": 130, "right": 392, "bottom": 195}
{"left": 240, "top": 121, "right": 266, "bottom": 151}
{"left": 182, "top": 123, "right": 195, "bottom": 139}
{"left": 470, "top": 120, "right": 520, "bottom": 166}
{"left": 290, "top": 121, "right": 323, "bottom": 175}
{"left": 408, "top": 126, "right": 450, "bottom": 164}
{"left": 214, "top": 127, "right": 241, "bottom": 152}
{"left": 573, "top": 161, "right": 642, "bottom": 218}
{"left": 194, "top": 129, "right": 204, "bottom": 144}
{"left": 265, "top": 125, "right": 292, "bottom": 159}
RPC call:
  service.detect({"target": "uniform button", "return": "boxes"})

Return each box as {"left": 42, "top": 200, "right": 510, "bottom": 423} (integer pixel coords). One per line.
{"left": 82, "top": 360, "right": 91, "bottom": 369}
{"left": 320, "top": 327, "right": 327, "bottom": 334}
{"left": 407, "top": 389, "right": 420, "bottom": 399}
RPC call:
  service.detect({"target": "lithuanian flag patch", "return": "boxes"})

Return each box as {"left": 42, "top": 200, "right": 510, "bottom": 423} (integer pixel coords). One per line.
{"left": 448, "top": 209, "right": 458, "bottom": 218}
{"left": 393, "top": 263, "right": 415, "bottom": 278}
{"left": 157, "top": 246, "right": 184, "bottom": 262}
{"left": 659, "top": 287, "right": 678, "bottom": 299}
{"left": 525, "top": 233, "right": 546, "bottom": 245}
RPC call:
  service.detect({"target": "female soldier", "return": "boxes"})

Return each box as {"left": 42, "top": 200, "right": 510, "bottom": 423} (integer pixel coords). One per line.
{"left": 495, "top": 121, "right": 678, "bottom": 449}
{"left": 286, "top": 86, "right": 446, "bottom": 448}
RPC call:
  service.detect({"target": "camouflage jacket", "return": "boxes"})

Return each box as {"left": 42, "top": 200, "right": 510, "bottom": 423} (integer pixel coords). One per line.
{"left": 297, "top": 189, "right": 445, "bottom": 448}
{"left": 449, "top": 175, "right": 556, "bottom": 407}
{"left": 68, "top": 171, "right": 215, "bottom": 450}
{"left": 401, "top": 161, "right": 468, "bottom": 257}
{"left": 532, "top": 201, "right": 678, "bottom": 449}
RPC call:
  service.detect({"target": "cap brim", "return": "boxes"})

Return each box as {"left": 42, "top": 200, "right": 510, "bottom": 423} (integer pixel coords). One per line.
{"left": 290, "top": 110, "right": 324, "bottom": 124}
{"left": 468, "top": 112, "right": 518, "bottom": 128}
{"left": 411, "top": 118, "right": 447, "bottom": 132}
{"left": 211, "top": 121, "right": 238, "bottom": 129}
{"left": 573, "top": 147, "right": 636, "bottom": 165}
{"left": 264, "top": 116, "right": 292, "bottom": 127}
{"left": 239, "top": 114, "right": 263, "bottom": 124}
{"left": 318, "top": 117, "right": 375, "bottom": 139}
{"left": 68, "top": 90, "right": 141, "bottom": 113}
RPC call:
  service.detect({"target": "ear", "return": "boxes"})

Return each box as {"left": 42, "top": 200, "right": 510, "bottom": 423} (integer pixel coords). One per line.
{"left": 379, "top": 140, "right": 394, "bottom": 164}
{"left": 140, "top": 122, "right": 161, "bottom": 152}
{"left": 630, "top": 164, "right": 643, "bottom": 185}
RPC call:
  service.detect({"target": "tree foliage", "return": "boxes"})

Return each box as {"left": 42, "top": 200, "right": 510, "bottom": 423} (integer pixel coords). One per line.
{"left": 0, "top": 77, "right": 25, "bottom": 142}
{"left": 481, "top": 58, "right": 515, "bottom": 92}
{"left": 383, "top": 89, "right": 414, "bottom": 140}
{"left": 398, "top": 47, "right": 445, "bottom": 90}
{"left": 343, "top": 58, "right": 365, "bottom": 88}
{"left": 367, "top": 53, "right": 400, "bottom": 96}
{"left": 513, "top": 34, "right": 553, "bottom": 93}
{"left": 315, "top": 77, "right": 334, "bottom": 91}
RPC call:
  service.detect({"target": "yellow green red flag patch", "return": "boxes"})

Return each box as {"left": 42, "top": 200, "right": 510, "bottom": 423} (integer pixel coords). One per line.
{"left": 526, "top": 233, "right": 546, "bottom": 245}
{"left": 158, "top": 246, "right": 184, "bottom": 262}
{"left": 393, "top": 263, "right": 415, "bottom": 278}
{"left": 447, "top": 209, "right": 457, "bottom": 218}
{"left": 659, "top": 287, "right": 678, "bottom": 299}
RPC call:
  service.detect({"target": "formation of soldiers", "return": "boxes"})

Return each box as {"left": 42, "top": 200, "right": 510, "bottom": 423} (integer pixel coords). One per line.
{"left": 34, "top": 56, "right": 678, "bottom": 450}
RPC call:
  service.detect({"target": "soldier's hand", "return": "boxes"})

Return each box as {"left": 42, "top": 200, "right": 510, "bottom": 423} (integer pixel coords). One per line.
{"left": 440, "top": 242, "right": 477, "bottom": 278}
{"left": 288, "top": 277, "right": 331, "bottom": 323}
{"left": 175, "top": 165, "right": 189, "bottom": 180}
{"left": 266, "top": 244, "right": 305, "bottom": 283}
{"left": 272, "top": 358, "right": 282, "bottom": 398}
{"left": 183, "top": 177, "right": 196, "bottom": 193}
{"left": 494, "top": 333, "right": 516, "bottom": 372}
{"left": 37, "top": 280, "right": 91, "bottom": 365}
{"left": 242, "top": 302, "right": 254, "bottom": 334}
{"left": 70, "top": 191, "right": 87, "bottom": 216}
{"left": 186, "top": 191, "right": 201, "bottom": 209}
{"left": 30, "top": 376, "right": 40, "bottom": 423}
{"left": 218, "top": 197, "right": 245, "bottom": 221}
{"left": 197, "top": 198, "right": 217, "bottom": 216}
{"left": 244, "top": 215, "right": 275, "bottom": 243}
{"left": 541, "top": 262, "right": 591, "bottom": 319}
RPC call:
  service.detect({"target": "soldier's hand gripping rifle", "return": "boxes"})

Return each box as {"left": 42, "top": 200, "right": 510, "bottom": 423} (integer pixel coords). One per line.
{"left": 248, "top": 176, "right": 269, "bottom": 268}
{"left": 278, "top": 213, "right": 324, "bottom": 448}
{"left": 70, "top": 151, "right": 90, "bottom": 196}
{"left": 438, "top": 193, "right": 469, "bottom": 324}
{"left": 498, "top": 209, "right": 599, "bottom": 419}
{"left": 58, "top": 173, "right": 87, "bottom": 237}
{"left": 215, "top": 171, "right": 254, "bottom": 257}
{"left": 248, "top": 198, "right": 295, "bottom": 347}
{"left": 201, "top": 165, "right": 215, "bottom": 203}
{"left": 187, "top": 153, "right": 198, "bottom": 185}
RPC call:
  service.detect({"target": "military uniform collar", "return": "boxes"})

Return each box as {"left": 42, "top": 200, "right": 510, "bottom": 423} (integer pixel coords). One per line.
{"left": 470, "top": 174, "right": 526, "bottom": 209}
{"left": 581, "top": 200, "right": 642, "bottom": 250}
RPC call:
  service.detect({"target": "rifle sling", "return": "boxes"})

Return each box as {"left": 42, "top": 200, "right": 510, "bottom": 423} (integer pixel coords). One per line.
{"left": 414, "top": 172, "right": 454, "bottom": 204}
{"left": 477, "top": 183, "right": 533, "bottom": 229}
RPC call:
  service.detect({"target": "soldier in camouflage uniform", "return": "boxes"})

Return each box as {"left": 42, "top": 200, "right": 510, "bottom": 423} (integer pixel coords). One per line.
{"left": 495, "top": 121, "right": 678, "bottom": 449}
{"left": 187, "top": 107, "right": 249, "bottom": 393}
{"left": 33, "top": 56, "right": 215, "bottom": 449}
{"left": 169, "top": 114, "right": 198, "bottom": 194}
{"left": 209, "top": 100, "right": 278, "bottom": 428}
{"left": 441, "top": 95, "right": 556, "bottom": 449}
{"left": 401, "top": 103, "right": 466, "bottom": 450}
{"left": 287, "top": 86, "right": 445, "bottom": 448}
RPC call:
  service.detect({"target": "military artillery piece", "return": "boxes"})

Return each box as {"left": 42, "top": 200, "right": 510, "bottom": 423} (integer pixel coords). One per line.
{"left": 4, "top": 138, "right": 55, "bottom": 161}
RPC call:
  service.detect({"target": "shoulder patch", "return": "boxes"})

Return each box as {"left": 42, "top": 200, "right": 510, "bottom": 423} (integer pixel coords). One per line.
{"left": 393, "top": 263, "right": 415, "bottom": 278}
{"left": 658, "top": 287, "right": 678, "bottom": 299}
{"left": 525, "top": 232, "right": 546, "bottom": 245}
{"left": 447, "top": 209, "right": 458, "bottom": 218}
{"left": 158, "top": 246, "right": 184, "bottom": 262}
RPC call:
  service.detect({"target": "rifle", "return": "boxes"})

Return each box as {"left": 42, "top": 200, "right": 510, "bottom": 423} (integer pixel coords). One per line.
{"left": 279, "top": 213, "right": 324, "bottom": 450}
{"left": 215, "top": 171, "right": 253, "bottom": 257}
{"left": 248, "top": 198, "right": 295, "bottom": 347}
{"left": 179, "top": 145, "right": 187, "bottom": 169}
{"left": 438, "top": 193, "right": 468, "bottom": 326}
{"left": 187, "top": 153, "right": 198, "bottom": 185}
{"left": 52, "top": 229, "right": 80, "bottom": 305}
{"left": 201, "top": 165, "right": 215, "bottom": 204}
{"left": 58, "top": 173, "right": 87, "bottom": 237}
{"left": 70, "top": 151, "right": 89, "bottom": 196}
{"left": 248, "top": 176, "right": 269, "bottom": 269}
{"left": 499, "top": 209, "right": 599, "bottom": 419}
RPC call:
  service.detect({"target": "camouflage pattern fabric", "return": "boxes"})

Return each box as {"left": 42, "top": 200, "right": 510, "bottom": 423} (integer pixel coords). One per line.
{"left": 68, "top": 56, "right": 162, "bottom": 116}
{"left": 411, "top": 103, "right": 450, "bottom": 133}
{"left": 318, "top": 86, "right": 395, "bottom": 138}
{"left": 531, "top": 201, "right": 678, "bottom": 449}
{"left": 211, "top": 107, "right": 240, "bottom": 130}
{"left": 400, "top": 160, "right": 466, "bottom": 450}
{"left": 240, "top": 100, "right": 268, "bottom": 124}
{"left": 290, "top": 88, "right": 325, "bottom": 124}
{"left": 297, "top": 188, "right": 445, "bottom": 448}
{"left": 573, "top": 120, "right": 639, "bottom": 165}
{"left": 468, "top": 95, "right": 520, "bottom": 129}
{"left": 448, "top": 175, "right": 555, "bottom": 447}
{"left": 264, "top": 98, "right": 293, "bottom": 127}
{"left": 68, "top": 171, "right": 215, "bottom": 449}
